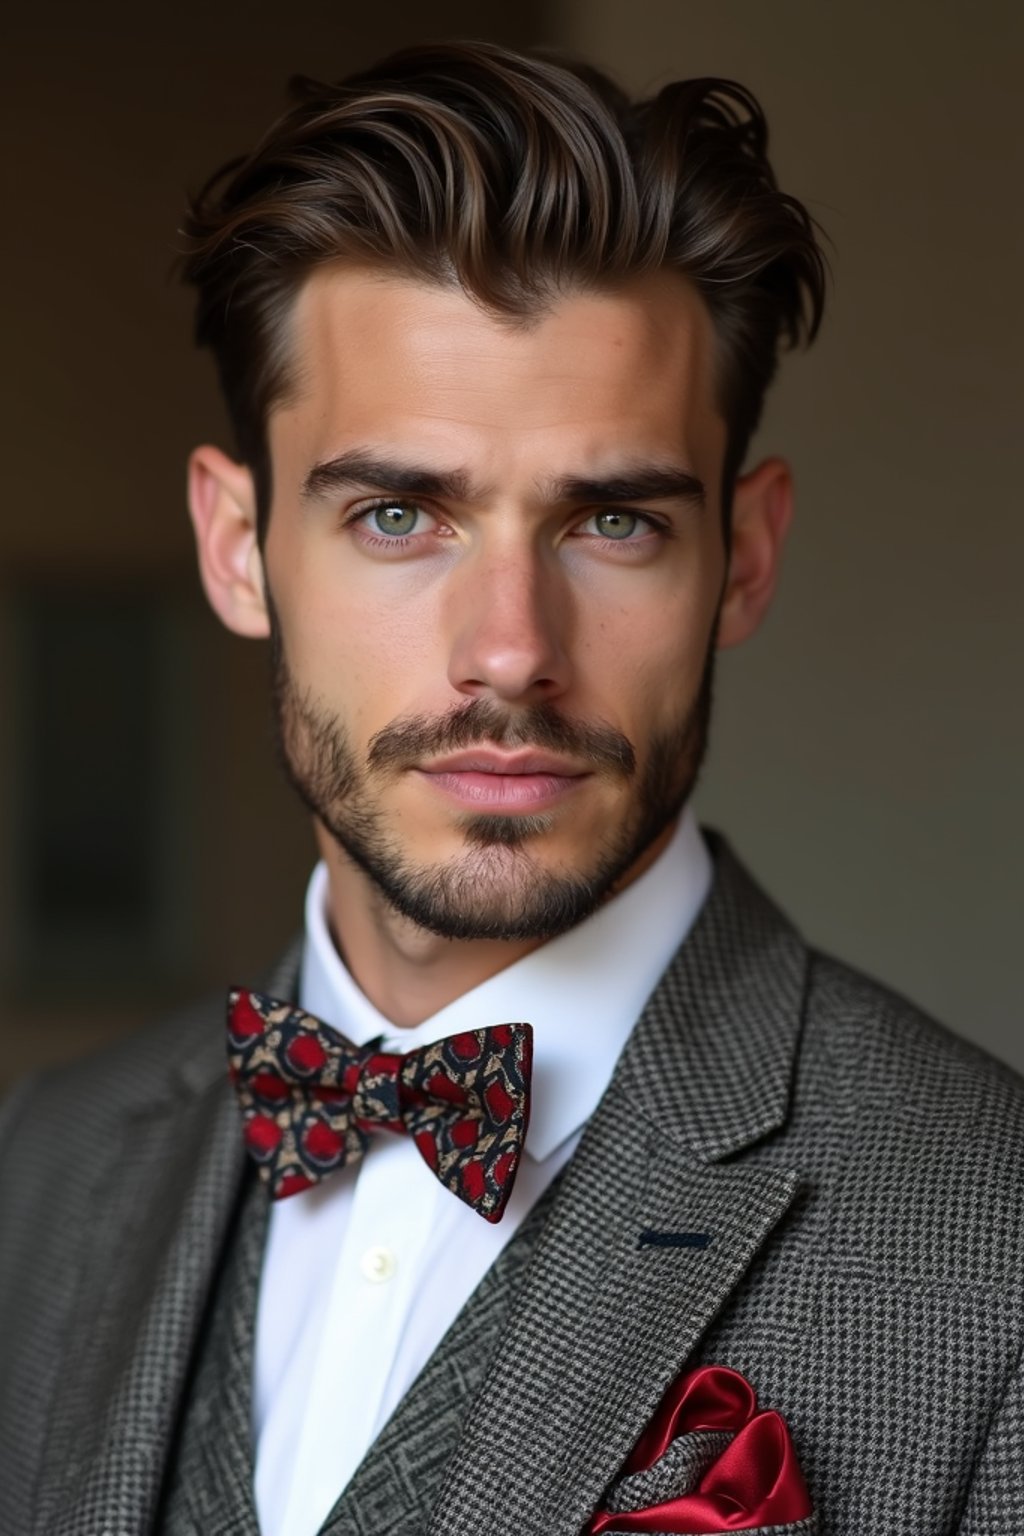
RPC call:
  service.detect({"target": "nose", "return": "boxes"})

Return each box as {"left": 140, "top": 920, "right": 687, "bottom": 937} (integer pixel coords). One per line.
{"left": 446, "top": 543, "right": 571, "bottom": 704}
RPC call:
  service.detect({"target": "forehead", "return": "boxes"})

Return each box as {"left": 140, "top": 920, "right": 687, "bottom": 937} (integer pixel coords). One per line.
{"left": 269, "top": 265, "right": 725, "bottom": 492}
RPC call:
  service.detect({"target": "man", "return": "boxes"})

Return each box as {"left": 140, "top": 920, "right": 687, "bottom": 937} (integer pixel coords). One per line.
{"left": 0, "top": 39, "right": 1021, "bottom": 1536}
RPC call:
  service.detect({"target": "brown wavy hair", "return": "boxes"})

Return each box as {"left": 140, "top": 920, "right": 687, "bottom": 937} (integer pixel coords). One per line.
{"left": 180, "top": 40, "right": 827, "bottom": 536}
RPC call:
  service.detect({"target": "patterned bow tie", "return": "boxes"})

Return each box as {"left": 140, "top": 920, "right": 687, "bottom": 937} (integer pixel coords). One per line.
{"left": 227, "top": 988, "right": 532, "bottom": 1223}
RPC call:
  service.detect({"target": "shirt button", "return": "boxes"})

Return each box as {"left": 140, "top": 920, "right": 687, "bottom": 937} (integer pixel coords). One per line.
{"left": 361, "top": 1245, "right": 397, "bottom": 1283}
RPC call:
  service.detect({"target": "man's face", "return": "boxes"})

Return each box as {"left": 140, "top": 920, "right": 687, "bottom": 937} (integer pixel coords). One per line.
{"left": 261, "top": 267, "right": 730, "bottom": 940}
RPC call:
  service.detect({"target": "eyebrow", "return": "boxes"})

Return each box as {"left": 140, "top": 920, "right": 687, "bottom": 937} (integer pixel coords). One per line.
{"left": 301, "top": 448, "right": 706, "bottom": 509}
{"left": 545, "top": 465, "right": 706, "bottom": 508}
{"left": 302, "top": 450, "right": 474, "bottom": 504}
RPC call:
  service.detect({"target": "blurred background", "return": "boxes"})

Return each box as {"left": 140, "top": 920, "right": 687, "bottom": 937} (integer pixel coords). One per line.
{"left": 1, "top": 0, "right": 1021, "bottom": 1089}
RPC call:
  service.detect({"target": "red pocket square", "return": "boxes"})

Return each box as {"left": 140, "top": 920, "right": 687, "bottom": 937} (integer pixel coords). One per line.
{"left": 586, "top": 1365, "right": 813, "bottom": 1534}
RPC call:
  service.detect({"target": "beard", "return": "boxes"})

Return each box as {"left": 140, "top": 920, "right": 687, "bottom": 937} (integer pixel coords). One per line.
{"left": 270, "top": 619, "right": 715, "bottom": 943}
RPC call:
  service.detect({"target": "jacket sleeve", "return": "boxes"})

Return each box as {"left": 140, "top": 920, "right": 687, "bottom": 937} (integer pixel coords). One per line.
{"left": 958, "top": 1346, "right": 1024, "bottom": 1532}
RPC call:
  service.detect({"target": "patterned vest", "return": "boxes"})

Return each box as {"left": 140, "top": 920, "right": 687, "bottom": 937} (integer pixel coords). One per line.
{"left": 156, "top": 1169, "right": 557, "bottom": 1536}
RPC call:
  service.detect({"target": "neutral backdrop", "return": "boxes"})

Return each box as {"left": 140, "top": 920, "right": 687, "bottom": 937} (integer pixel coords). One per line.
{"left": 1, "top": 0, "right": 1020, "bottom": 1086}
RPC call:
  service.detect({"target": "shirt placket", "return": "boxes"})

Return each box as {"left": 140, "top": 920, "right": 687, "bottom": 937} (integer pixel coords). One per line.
{"left": 276, "top": 1133, "right": 439, "bottom": 1536}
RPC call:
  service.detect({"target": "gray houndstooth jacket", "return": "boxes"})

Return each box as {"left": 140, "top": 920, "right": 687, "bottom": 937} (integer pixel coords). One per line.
{"left": 1, "top": 837, "right": 1022, "bottom": 1534}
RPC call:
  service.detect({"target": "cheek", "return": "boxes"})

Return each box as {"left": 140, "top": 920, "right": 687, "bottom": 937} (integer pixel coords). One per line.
{"left": 272, "top": 550, "right": 446, "bottom": 727}
{"left": 631, "top": 630, "right": 709, "bottom": 733}
{"left": 581, "top": 575, "right": 718, "bottom": 732}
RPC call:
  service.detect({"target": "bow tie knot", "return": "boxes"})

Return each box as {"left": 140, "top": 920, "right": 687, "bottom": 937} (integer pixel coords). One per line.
{"left": 227, "top": 989, "right": 532, "bottom": 1221}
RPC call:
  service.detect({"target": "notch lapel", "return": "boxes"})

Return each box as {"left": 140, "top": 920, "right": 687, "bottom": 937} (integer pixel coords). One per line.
{"left": 428, "top": 839, "right": 809, "bottom": 1536}
{"left": 157, "top": 1167, "right": 269, "bottom": 1535}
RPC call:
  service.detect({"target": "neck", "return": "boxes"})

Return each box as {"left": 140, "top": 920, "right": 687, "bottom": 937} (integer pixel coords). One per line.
{"left": 315, "top": 839, "right": 542, "bottom": 1026}
{"left": 314, "top": 823, "right": 675, "bottom": 1026}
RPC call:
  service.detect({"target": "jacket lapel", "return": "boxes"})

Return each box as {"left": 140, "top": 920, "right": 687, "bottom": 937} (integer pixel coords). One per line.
{"left": 428, "top": 839, "right": 808, "bottom": 1536}
{"left": 43, "top": 947, "right": 300, "bottom": 1536}
{"left": 157, "top": 1168, "right": 269, "bottom": 1536}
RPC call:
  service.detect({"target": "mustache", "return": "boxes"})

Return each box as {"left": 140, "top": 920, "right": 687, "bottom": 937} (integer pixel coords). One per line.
{"left": 366, "top": 699, "right": 636, "bottom": 778}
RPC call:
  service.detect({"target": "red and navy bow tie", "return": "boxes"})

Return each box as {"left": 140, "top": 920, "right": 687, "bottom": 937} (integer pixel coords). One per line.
{"left": 227, "top": 988, "right": 532, "bottom": 1223}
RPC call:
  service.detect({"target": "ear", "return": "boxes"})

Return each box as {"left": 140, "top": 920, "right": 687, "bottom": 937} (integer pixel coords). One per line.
{"left": 716, "top": 456, "right": 793, "bottom": 650}
{"left": 187, "top": 444, "right": 270, "bottom": 638}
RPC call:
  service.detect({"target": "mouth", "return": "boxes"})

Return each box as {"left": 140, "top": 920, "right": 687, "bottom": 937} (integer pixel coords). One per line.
{"left": 415, "top": 747, "right": 591, "bottom": 812}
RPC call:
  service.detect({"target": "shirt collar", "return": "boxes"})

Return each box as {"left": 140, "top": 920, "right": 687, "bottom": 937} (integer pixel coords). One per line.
{"left": 300, "top": 807, "right": 712, "bottom": 1162}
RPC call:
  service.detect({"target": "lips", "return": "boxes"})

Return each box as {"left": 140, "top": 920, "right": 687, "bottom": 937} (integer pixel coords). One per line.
{"left": 421, "top": 748, "right": 587, "bottom": 777}
{"left": 416, "top": 747, "right": 589, "bottom": 811}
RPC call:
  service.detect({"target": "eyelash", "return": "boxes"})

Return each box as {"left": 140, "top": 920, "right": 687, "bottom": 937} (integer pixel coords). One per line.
{"left": 345, "top": 500, "right": 672, "bottom": 550}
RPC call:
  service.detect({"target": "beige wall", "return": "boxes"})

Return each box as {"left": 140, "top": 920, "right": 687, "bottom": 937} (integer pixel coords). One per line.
{"left": 551, "top": 0, "right": 1024, "bottom": 1069}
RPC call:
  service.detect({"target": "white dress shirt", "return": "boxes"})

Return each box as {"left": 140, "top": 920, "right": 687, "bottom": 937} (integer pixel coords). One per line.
{"left": 252, "top": 810, "right": 712, "bottom": 1536}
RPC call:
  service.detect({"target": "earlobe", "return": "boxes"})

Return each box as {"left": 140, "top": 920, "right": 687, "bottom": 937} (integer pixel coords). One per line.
{"left": 716, "top": 456, "right": 793, "bottom": 650}
{"left": 187, "top": 444, "right": 270, "bottom": 639}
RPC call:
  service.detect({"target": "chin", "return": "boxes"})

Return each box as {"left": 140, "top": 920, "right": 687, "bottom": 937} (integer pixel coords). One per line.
{"left": 456, "top": 810, "right": 557, "bottom": 849}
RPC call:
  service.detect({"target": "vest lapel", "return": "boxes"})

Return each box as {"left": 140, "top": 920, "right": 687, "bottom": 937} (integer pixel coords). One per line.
{"left": 156, "top": 1170, "right": 268, "bottom": 1535}
{"left": 427, "top": 840, "right": 809, "bottom": 1536}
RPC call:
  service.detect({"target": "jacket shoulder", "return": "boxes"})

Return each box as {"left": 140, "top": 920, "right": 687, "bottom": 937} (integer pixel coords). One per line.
{"left": 798, "top": 950, "right": 1024, "bottom": 1282}
{"left": 805, "top": 948, "right": 1024, "bottom": 1108}
{"left": 2, "top": 991, "right": 224, "bottom": 1137}
{"left": 0, "top": 990, "right": 232, "bottom": 1256}
{"left": 0, "top": 937, "right": 302, "bottom": 1164}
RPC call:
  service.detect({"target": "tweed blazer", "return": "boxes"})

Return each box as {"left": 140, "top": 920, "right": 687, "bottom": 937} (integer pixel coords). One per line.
{"left": 1, "top": 838, "right": 1022, "bottom": 1535}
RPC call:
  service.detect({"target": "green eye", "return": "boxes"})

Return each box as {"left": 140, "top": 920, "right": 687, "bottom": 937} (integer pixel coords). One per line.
{"left": 372, "top": 504, "right": 419, "bottom": 536}
{"left": 593, "top": 510, "right": 639, "bottom": 540}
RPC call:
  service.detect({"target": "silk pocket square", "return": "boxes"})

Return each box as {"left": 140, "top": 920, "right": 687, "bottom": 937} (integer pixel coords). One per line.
{"left": 585, "top": 1364, "right": 814, "bottom": 1534}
